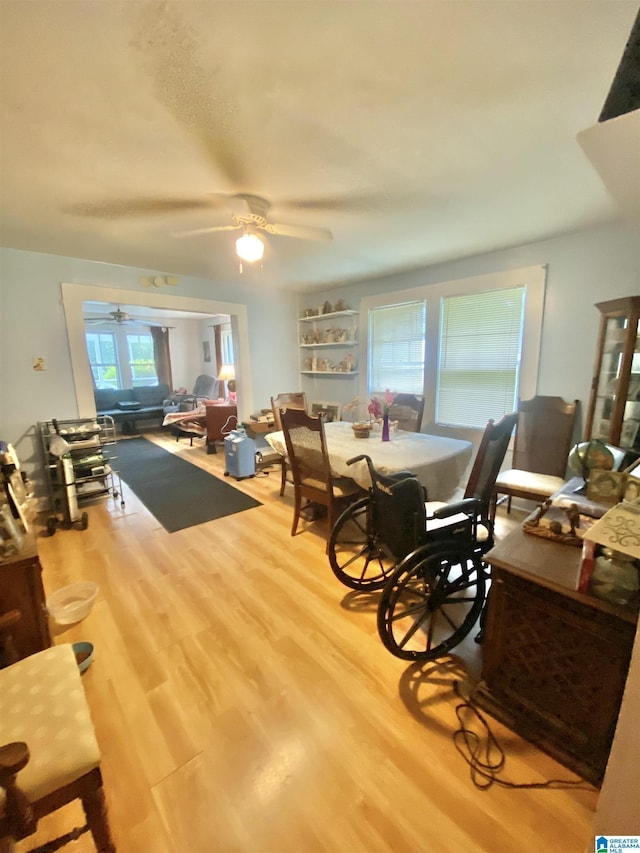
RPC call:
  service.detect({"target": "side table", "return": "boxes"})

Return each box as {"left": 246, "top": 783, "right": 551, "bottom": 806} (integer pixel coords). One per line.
{"left": 475, "top": 526, "right": 637, "bottom": 785}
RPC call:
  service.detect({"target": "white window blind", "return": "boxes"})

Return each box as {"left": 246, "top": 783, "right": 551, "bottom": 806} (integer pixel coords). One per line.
{"left": 437, "top": 286, "right": 525, "bottom": 428}
{"left": 368, "top": 301, "right": 426, "bottom": 394}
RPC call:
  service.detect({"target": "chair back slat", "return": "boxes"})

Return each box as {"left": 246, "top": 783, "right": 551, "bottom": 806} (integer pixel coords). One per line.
{"left": 388, "top": 394, "right": 425, "bottom": 432}
{"left": 465, "top": 413, "right": 518, "bottom": 507}
{"left": 512, "top": 396, "right": 577, "bottom": 476}
{"left": 281, "top": 410, "right": 331, "bottom": 487}
{"left": 271, "top": 392, "right": 307, "bottom": 431}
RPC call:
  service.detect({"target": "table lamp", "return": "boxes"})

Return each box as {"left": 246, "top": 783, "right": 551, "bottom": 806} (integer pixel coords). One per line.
{"left": 218, "top": 364, "right": 236, "bottom": 401}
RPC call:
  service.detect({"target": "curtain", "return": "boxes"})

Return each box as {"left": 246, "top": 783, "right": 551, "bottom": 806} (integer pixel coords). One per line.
{"left": 151, "top": 326, "right": 173, "bottom": 389}
{"left": 214, "top": 324, "right": 224, "bottom": 398}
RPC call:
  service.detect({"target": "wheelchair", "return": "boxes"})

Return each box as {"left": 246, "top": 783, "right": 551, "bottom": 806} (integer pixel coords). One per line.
{"left": 327, "top": 413, "right": 517, "bottom": 661}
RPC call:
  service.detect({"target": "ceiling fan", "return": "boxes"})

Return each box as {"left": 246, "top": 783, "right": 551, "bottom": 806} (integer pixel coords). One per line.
{"left": 172, "top": 194, "right": 333, "bottom": 265}
{"left": 84, "top": 306, "right": 169, "bottom": 327}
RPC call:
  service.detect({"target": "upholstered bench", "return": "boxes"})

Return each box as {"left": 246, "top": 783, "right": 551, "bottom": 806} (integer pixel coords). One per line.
{"left": 0, "top": 644, "right": 115, "bottom": 852}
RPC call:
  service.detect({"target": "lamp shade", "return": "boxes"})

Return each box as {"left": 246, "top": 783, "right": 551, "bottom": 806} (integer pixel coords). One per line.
{"left": 217, "top": 364, "right": 235, "bottom": 382}
{"left": 236, "top": 232, "right": 264, "bottom": 263}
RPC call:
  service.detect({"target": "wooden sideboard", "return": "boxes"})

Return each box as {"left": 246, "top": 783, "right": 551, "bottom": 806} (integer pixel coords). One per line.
{"left": 0, "top": 532, "right": 52, "bottom": 662}
{"left": 475, "top": 527, "right": 638, "bottom": 785}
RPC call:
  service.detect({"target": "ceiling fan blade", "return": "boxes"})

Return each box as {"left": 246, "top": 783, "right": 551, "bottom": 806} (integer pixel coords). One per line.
{"left": 265, "top": 222, "right": 333, "bottom": 242}
{"left": 278, "top": 193, "right": 378, "bottom": 212}
{"left": 65, "top": 198, "right": 217, "bottom": 219}
{"left": 172, "top": 224, "right": 242, "bottom": 239}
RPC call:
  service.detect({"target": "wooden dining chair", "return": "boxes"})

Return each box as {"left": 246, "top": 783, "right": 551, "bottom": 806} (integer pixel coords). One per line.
{"left": 271, "top": 392, "right": 308, "bottom": 496}
{"left": 388, "top": 394, "right": 425, "bottom": 432}
{"left": 279, "top": 407, "right": 362, "bottom": 544}
{"left": 491, "top": 395, "right": 578, "bottom": 523}
{"left": 0, "top": 643, "right": 116, "bottom": 853}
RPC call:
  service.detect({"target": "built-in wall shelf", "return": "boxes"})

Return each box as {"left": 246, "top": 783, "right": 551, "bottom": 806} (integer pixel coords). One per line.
{"left": 299, "top": 309, "right": 358, "bottom": 323}
{"left": 298, "top": 309, "right": 359, "bottom": 380}
{"left": 300, "top": 370, "right": 359, "bottom": 376}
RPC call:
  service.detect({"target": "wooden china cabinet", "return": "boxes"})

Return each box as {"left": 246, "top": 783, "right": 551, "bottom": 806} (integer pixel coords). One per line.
{"left": 585, "top": 296, "right": 640, "bottom": 458}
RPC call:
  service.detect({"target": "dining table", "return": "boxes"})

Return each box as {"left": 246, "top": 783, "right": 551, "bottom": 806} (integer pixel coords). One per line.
{"left": 265, "top": 420, "right": 473, "bottom": 501}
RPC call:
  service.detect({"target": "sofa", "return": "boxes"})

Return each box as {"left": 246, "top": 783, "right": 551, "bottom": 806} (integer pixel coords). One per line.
{"left": 94, "top": 385, "right": 170, "bottom": 432}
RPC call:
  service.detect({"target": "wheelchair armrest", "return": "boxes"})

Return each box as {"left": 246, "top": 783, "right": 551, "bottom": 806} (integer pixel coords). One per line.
{"left": 431, "top": 497, "right": 483, "bottom": 519}
{"left": 346, "top": 454, "right": 368, "bottom": 466}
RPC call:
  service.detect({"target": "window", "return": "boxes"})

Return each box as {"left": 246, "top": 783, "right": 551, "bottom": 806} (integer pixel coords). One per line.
{"left": 368, "top": 301, "right": 426, "bottom": 394}
{"left": 126, "top": 333, "right": 157, "bottom": 387}
{"left": 85, "top": 332, "right": 119, "bottom": 389}
{"left": 361, "top": 265, "right": 545, "bottom": 431}
{"left": 437, "top": 286, "right": 525, "bottom": 428}
{"left": 220, "top": 325, "right": 234, "bottom": 365}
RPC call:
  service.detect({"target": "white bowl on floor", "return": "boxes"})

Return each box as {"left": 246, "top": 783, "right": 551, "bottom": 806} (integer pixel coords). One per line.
{"left": 47, "top": 581, "right": 99, "bottom": 625}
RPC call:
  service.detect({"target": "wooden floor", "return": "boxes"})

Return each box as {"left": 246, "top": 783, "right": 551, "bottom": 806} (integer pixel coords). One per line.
{"left": 20, "top": 430, "right": 599, "bottom": 853}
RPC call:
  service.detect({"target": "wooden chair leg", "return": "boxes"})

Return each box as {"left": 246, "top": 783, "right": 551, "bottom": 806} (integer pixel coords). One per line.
{"left": 81, "top": 778, "right": 116, "bottom": 853}
{"left": 279, "top": 459, "right": 287, "bottom": 496}
{"left": 326, "top": 501, "right": 337, "bottom": 553}
{"left": 489, "top": 493, "right": 497, "bottom": 527}
{"left": 291, "top": 491, "right": 302, "bottom": 536}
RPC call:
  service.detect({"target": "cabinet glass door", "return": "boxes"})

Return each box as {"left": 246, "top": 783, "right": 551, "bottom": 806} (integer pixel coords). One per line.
{"left": 592, "top": 316, "right": 628, "bottom": 440}
{"left": 621, "top": 320, "right": 640, "bottom": 451}
{"left": 588, "top": 297, "right": 640, "bottom": 454}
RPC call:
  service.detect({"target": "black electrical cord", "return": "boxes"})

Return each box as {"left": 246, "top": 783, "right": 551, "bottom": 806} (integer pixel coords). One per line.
{"left": 452, "top": 681, "right": 597, "bottom": 792}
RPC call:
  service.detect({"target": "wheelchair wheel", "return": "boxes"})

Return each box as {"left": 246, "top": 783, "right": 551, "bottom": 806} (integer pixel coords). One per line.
{"left": 328, "top": 497, "right": 397, "bottom": 591}
{"left": 377, "top": 541, "right": 486, "bottom": 661}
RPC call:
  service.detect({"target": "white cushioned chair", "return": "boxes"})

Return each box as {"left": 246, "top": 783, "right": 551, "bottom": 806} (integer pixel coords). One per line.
{"left": 0, "top": 644, "right": 115, "bottom": 852}
{"left": 490, "top": 395, "right": 578, "bottom": 523}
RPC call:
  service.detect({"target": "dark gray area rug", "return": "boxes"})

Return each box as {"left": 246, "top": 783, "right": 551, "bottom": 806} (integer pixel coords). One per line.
{"left": 115, "top": 437, "right": 261, "bottom": 532}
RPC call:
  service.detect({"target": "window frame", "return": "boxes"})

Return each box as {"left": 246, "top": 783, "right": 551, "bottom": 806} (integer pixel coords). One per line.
{"left": 436, "top": 285, "right": 526, "bottom": 429}
{"left": 367, "top": 300, "right": 427, "bottom": 396}
{"left": 85, "top": 330, "right": 120, "bottom": 389}
{"left": 125, "top": 332, "right": 158, "bottom": 387}
{"left": 359, "top": 265, "right": 546, "bottom": 433}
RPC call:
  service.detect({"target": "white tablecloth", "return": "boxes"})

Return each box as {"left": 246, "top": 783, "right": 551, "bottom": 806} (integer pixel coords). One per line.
{"left": 266, "top": 421, "right": 473, "bottom": 501}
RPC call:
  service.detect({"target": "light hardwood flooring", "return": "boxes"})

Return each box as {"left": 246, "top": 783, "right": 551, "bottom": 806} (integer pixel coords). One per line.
{"left": 19, "top": 430, "right": 599, "bottom": 852}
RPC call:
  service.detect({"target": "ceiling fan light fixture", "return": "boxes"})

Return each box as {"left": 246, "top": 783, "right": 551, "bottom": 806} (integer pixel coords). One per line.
{"left": 236, "top": 231, "right": 264, "bottom": 263}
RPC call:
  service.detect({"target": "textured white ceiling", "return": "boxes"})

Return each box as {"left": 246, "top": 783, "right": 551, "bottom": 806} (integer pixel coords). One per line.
{"left": 0, "top": 0, "right": 637, "bottom": 292}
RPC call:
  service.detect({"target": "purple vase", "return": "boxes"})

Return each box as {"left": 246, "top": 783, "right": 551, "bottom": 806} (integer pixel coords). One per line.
{"left": 381, "top": 413, "right": 390, "bottom": 442}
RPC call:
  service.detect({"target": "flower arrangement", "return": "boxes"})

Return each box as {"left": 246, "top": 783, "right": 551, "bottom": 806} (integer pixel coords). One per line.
{"left": 368, "top": 390, "right": 397, "bottom": 421}
{"left": 343, "top": 397, "right": 361, "bottom": 422}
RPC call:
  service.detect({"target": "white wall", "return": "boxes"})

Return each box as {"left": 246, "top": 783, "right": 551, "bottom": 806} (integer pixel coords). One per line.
{"left": 299, "top": 220, "right": 640, "bottom": 437}
{"left": 0, "top": 248, "right": 300, "bottom": 475}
